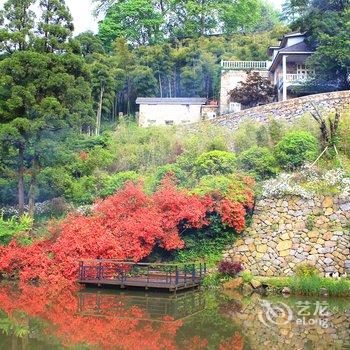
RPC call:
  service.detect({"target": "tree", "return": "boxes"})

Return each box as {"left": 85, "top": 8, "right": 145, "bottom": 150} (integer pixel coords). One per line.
{"left": 0, "top": 0, "right": 94, "bottom": 216}
{"left": 0, "top": 0, "right": 35, "bottom": 53}
{"left": 35, "top": 0, "right": 74, "bottom": 53}
{"left": 75, "top": 31, "right": 105, "bottom": 57}
{"left": 98, "top": 0, "right": 164, "bottom": 48}
{"left": 229, "top": 71, "right": 276, "bottom": 108}
{"left": 89, "top": 54, "right": 125, "bottom": 135}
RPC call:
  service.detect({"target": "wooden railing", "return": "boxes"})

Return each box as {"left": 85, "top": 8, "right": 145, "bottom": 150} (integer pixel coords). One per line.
{"left": 78, "top": 260, "right": 207, "bottom": 289}
{"left": 221, "top": 60, "right": 272, "bottom": 70}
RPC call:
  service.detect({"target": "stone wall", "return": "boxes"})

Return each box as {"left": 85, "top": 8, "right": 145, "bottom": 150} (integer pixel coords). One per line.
{"left": 215, "top": 90, "right": 350, "bottom": 130}
{"left": 223, "top": 194, "right": 350, "bottom": 277}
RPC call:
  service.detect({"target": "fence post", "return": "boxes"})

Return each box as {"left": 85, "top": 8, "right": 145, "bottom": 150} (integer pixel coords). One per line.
{"left": 192, "top": 264, "right": 195, "bottom": 283}
{"left": 175, "top": 265, "right": 179, "bottom": 285}
{"left": 79, "top": 261, "right": 84, "bottom": 280}
{"left": 98, "top": 261, "right": 102, "bottom": 280}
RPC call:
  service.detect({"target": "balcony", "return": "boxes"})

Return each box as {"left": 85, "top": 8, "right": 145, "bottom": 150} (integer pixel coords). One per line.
{"left": 285, "top": 73, "right": 309, "bottom": 83}
{"left": 221, "top": 60, "right": 272, "bottom": 70}
{"left": 278, "top": 73, "right": 311, "bottom": 88}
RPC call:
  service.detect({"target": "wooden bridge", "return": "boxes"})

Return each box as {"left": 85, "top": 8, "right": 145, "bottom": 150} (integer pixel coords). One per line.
{"left": 78, "top": 260, "right": 207, "bottom": 292}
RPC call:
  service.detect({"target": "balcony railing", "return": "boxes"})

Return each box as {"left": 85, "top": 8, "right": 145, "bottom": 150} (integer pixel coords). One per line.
{"left": 221, "top": 60, "right": 272, "bottom": 70}
{"left": 285, "top": 73, "right": 309, "bottom": 82}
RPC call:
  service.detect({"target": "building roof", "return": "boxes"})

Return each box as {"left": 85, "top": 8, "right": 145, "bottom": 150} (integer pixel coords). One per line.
{"left": 278, "top": 41, "right": 314, "bottom": 54}
{"left": 269, "top": 41, "right": 315, "bottom": 72}
{"left": 136, "top": 97, "right": 207, "bottom": 105}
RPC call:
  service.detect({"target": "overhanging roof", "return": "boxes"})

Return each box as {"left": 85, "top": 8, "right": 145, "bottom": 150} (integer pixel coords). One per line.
{"left": 136, "top": 97, "right": 207, "bottom": 105}
{"left": 269, "top": 41, "right": 315, "bottom": 71}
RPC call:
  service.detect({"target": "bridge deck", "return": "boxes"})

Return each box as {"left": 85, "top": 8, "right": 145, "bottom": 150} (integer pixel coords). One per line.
{"left": 78, "top": 260, "right": 206, "bottom": 292}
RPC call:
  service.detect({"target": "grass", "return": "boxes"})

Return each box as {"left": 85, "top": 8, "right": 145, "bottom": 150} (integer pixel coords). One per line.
{"left": 260, "top": 276, "right": 350, "bottom": 297}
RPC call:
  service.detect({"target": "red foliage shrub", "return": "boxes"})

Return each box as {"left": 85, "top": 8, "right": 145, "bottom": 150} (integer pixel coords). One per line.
{"left": 0, "top": 176, "right": 254, "bottom": 285}
{"left": 218, "top": 260, "right": 244, "bottom": 277}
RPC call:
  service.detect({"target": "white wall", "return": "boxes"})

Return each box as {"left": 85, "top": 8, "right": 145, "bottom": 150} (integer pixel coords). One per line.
{"left": 138, "top": 104, "right": 203, "bottom": 127}
{"left": 286, "top": 36, "right": 304, "bottom": 48}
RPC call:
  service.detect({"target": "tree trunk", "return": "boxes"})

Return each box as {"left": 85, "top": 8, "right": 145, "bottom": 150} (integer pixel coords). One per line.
{"left": 96, "top": 84, "right": 105, "bottom": 136}
{"left": 28, "top": 157, "right": 39, "bottom": 218}
{"left": 18, "top": 144, "right": 25, "bottom": 216}
{"left": 159, "top": 73, "right": 163, "bottom": 98}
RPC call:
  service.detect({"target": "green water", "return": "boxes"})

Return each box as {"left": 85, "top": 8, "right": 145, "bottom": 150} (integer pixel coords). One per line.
{"left": 0, "top": 284, "right": 348, "bottom": 349}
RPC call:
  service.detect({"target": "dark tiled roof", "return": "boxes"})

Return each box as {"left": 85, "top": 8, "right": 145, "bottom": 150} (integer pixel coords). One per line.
{"left": 278, "top": 41, "right": 314, "bottom": 53}
{"left": 136, "top": 97, "right": 207, "bottom": 105}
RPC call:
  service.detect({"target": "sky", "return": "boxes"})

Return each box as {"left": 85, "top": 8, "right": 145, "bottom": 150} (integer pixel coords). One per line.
{"left": 0, "top": 0, "right": 285, "bottom": 35}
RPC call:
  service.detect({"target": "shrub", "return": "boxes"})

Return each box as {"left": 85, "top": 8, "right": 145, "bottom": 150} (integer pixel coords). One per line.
{"left": 339, "top": 112, "right": 350, "bottom": 155}
{"left": 150, "top": 164, "right": 188, "bottom": 190}
{"left": 294, "top": 263, "right": 319, "bottom": 278}
{"left": 64, "top": 176, "right": 98, "bottom": 205}
{"left": 274, "top": 131, "right": 318, "bottom": 169}
{"left": 237, "top": 146, "right": 278, "bottom": 180}
{"left": 241, "top": 270, "right": 253, "bottom": 283}
{"left": 0, "top": 214, "right": 33, "bottom": 245}
{"left": 218, "top": 260, "right": 244, "bottom": 277}
{"left": 99, "top": 171, "right": 140, "bottom": 197}
{"left": 195, "top": 150, "right": 236, "bottom": 177}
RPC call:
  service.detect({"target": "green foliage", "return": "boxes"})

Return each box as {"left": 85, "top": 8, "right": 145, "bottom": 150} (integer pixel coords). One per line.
{"left": 262, "top": 276, "right": 350, "bottom": 296}
{"left": 99, "top": 171, "right": 139, "bottom": 197}
{"left": 339, "top": 112, "right": 350, "bottom": 155}
{"left": 64, "top": 176, "right": 98, "bottom": 205}
{"left": 0, "top": 214, "right": 33, "bottom": 245}
{"left": 305, "top": 215, "right": 315, "bottom": 231}
{"left": 193, "top": 174, "right": 251, "bottom": 203}
{"left": 195, "top": 150, "right": 236, "bottom": 177}
{"left": 237, "top": 146, "right": 278, "bottom": 180}
{"left": 294, "top": 263, "right": 319, "bottom": 278}
{"left": 173, "top": 231, "right": 236, "bottom": 267}
{"left": 150, "top": 164, "right": 188, "bottom": 191}
{"left": 97, "top": 0, "right": 278, "bottom": 46}
{"left": 290, "top": 276, "right": 350, "bottom": 297}
{"left": 274, "top": 131, "right": 318, "bottom": 169}
{"left": 241, "top": 270, "right": 253, "bottom": 283}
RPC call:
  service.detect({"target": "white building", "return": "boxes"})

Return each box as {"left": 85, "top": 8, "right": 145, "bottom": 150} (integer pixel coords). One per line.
{"left": 219, "top": 32, "right": 315, "bottom": 115}
{"left": 136, "top": 97, "right": 207, "bottom": 127}
{"left": 268, "top": 32, "right": 315, "bottom": 101}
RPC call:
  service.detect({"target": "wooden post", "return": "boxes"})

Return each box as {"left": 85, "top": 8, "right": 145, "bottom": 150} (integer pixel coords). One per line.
{"left": 79, "top": 261, "right": 84, "bottom": 280}
{"left": 175, "top": 266, "right": 179, "bottom": 286}
{"left": 192, "top": 264, "right": 195, "bottom": 283}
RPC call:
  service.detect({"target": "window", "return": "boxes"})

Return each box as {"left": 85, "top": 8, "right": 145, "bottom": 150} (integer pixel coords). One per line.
{"left": 165, "top": 120, "right": 174, "bottom": 126}
{"left": 297, "top": 64, "right": 307, "bottom": 75}
{"left": 147, "top": 120, "right": 156, "bottom": 125}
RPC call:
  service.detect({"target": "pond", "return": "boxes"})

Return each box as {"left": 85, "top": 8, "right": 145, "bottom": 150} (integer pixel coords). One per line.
{"left": 0, "top": 283, "right": 348, "bottom": 349}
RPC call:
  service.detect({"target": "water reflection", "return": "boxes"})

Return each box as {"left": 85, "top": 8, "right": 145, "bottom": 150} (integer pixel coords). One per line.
{"left": 78, "top": 289, "right": 206, "bottom": 322}
{"left": 0, "top": 283, "right": 348, "bottom": 350}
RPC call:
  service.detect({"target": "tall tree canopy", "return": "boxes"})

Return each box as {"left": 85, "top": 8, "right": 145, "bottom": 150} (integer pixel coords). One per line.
{"left": 97, "top": 0, "right": 280, "bottom": 47}
{"left": 0, "top": 0, "right": 94, "bottom": 216}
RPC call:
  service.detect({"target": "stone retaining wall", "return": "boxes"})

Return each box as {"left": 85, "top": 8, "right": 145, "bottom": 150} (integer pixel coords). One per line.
{"left": 223, "top": 194, "right": 350, "bottom": 276}
{"left": 214, "top": 90, "right": 350, "bottom": 130}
